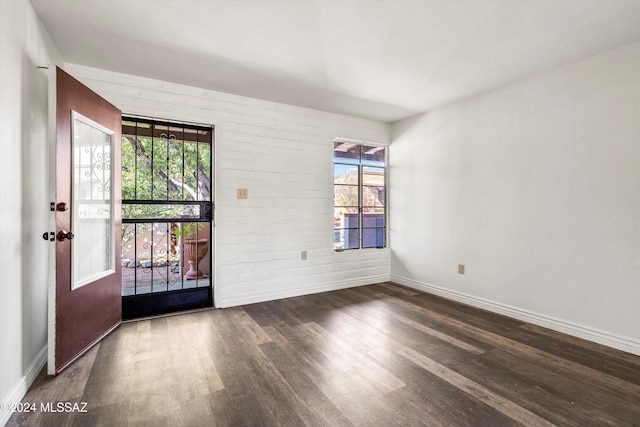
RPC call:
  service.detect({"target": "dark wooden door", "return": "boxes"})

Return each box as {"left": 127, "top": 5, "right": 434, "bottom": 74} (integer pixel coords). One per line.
{"left": 48, "top": 67, "right": 122, "bottom": 374}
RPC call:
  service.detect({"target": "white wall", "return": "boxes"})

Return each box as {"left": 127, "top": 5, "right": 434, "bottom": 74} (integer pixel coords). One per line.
{"left": 390, "top": 42, "right": 640, "bottom": 355}
{"left": 0, "top": 0, "right": 63, "bottom": 424}
{"left": 65, "top": 63, "right": 391, "bottom": 309}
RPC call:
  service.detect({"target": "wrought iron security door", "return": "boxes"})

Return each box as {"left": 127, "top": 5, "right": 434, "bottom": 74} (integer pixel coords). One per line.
{"left": 121, "top": 116, "right": 213, "bottom": 319}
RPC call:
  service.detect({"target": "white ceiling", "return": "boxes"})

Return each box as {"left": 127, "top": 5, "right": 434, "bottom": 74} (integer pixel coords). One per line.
{"left": 30, "top": 0, "right": 640, "bottom": 123}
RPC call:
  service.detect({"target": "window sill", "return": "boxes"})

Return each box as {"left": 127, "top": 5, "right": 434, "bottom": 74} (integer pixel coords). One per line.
{"left": 334, "top": 247, "right": 388, "bottom": 253}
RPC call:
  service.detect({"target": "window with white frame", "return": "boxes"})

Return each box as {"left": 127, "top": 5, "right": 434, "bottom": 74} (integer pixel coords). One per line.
{"left": 333, "top": 139, "right": 386, "bottom": 250}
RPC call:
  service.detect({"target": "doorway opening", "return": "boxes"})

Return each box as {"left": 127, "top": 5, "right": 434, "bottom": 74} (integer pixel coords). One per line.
{"left": 120, "top": 116, "right": 214, "bottom": 320}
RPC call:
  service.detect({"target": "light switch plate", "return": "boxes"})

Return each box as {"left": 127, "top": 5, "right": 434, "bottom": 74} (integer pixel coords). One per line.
{"left": 237, "top": 188, "right": 248, "bottom": 199}
{"left": 458, "top": 264, "right": 465, "bottom": 274}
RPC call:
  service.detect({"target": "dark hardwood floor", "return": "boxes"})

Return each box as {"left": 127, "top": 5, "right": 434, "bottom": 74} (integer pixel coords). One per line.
{"left": 8, "top": 283, "right": 640, "bottom": 426}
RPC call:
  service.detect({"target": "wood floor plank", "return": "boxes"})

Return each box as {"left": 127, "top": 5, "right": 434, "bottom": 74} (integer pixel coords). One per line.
{"left": 366, "top": 346, "right": 523, "bottom": 427}
{"left": 376, "top": 282, "right": 421, "bottom": 296}
{"left": 520, "top": 323, "right": 640, "bottom": 365}
{"left": 374, "top": 290, "right": 521, "bottom": 335}
{"left": 510, "top": 325, "right": 640, "bottom": 385}
{"left": 9, "top": 343, "right": 99, "bottom": 426}
{"left": 394, "top": 314, "right": 487, "bottom": 355}
{"left": 398, "top": 348, "right": 555, "bottom": 427}
{"left": 324, "top": 291, "right": 492, "bottom": 361}
{"left": 474, "top": 348, "right": 640, "bottom": 426}
{"left": 224, "top": 306, "right": 273, "bottom": 345}
{"left": 9, "top": 284, "right": 640, "bottom": 426}
{"left": 316, "top": 294, "right": 554, "bottom": 425}
{"left": 381, "top": 294, "right": 640, "bottom": 398}
{"left": 258, "top": 341, "right": 354, "bottom": 427}
{"left": 343, "top": 291, "right": 493, "bottom": 353}
{"left": 299, "top": 321, "right": 406, "bottom": 393}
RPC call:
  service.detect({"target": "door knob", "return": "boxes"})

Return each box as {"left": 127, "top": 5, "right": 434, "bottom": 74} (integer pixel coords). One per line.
{"left": 57, "top": 230, "right": 75, "bottom": 241}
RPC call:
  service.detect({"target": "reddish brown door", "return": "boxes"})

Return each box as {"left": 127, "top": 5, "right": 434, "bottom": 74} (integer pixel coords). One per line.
{"left": 48, "top": 67, "right": 122, "bottom": 374}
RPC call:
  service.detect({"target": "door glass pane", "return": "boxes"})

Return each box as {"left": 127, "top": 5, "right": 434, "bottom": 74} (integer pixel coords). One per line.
{"left": 72, "top": 111, "right": 115, "bottom": 289}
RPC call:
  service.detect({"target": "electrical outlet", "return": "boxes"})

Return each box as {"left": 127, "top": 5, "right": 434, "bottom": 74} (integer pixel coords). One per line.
{"left": 301, "top": 250, "right": 307, "bottom": 260}
{"left": 237, "top": 188, "right": 248, "bottom": 199}
{"left": 458, "top": 264, "right": 465, "bottom": 274}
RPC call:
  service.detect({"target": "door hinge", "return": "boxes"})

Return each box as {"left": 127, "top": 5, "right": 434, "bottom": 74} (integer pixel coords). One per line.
{"left": 42, "top": 232, "right": 55, "bottom": 242}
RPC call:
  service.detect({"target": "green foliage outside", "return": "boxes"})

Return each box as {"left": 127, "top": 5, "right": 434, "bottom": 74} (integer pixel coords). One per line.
{"left": 121, "top": 135, "right": 211, "bottom": 202}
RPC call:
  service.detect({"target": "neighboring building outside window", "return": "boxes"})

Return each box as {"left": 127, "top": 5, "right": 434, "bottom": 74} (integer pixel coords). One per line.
{"left": 333, "top": 139, "right": 386, "bottom": 250}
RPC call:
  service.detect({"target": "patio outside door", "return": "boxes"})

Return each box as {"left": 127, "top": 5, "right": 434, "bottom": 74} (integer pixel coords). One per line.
{"left": 48, "top": 67, "right": 122, "bottom": 374}
{"left": 120, "top": 116, "right": 214, "bottom": 320}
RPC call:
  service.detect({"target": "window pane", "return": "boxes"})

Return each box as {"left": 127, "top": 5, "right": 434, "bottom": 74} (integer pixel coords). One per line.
{"left": 334, "top": 185, "right": 358, "bottom": 207}
{"left": 334, "top": 228, "right": 359, "bottom": 250}
{"left": 334, "top": 140, "right": 360, "bottom": 163}
{"left": 334, "top": 207, "right": 358, "bottom": 229}
{"left": 333, "top": 140, "right": 386, "bottom": 250}
{"left": 362, "top": 166, "right": 384, "bottom": 186}
{"left": 334, "top": 163, "right": 358, "bottom": 184}
{"left": 363, "top": 207, "right": 384, "bottom": 214}
{"left": 362, "top": 228, "right": 385, "bottom": 248}
{"left": 363, "top": 211, "right": 385, "bottom": 227}
{"left": 72, "top": 112, "right": 114, "bottom": 289}
{"left": 334, "top": 204, "right": 359, "bottom": 250}
{"left": 363, "top": 186, "right": 385, "bottom": 206}
{"left": 361, "top": 145, "right": 385, "bottom": 166}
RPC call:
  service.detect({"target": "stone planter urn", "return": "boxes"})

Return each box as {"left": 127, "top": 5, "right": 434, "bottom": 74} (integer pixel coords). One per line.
{"left": 182, "top": 238, "right": 209, "bottom": 280}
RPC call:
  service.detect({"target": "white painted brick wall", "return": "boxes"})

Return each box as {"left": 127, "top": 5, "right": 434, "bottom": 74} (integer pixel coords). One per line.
{"left": 66, "top": 63, "right": 391, "bottom": 308}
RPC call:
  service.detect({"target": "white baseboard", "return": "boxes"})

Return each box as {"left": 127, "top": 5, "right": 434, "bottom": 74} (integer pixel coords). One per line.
{"left": 1, "top": 345, "right": 47, "bottom": 427}
{"left": 217, "top": 273, "right": 390, "bottom": 308}
{"left": 391, "top": 275, "right": 640, "bottom": 357}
